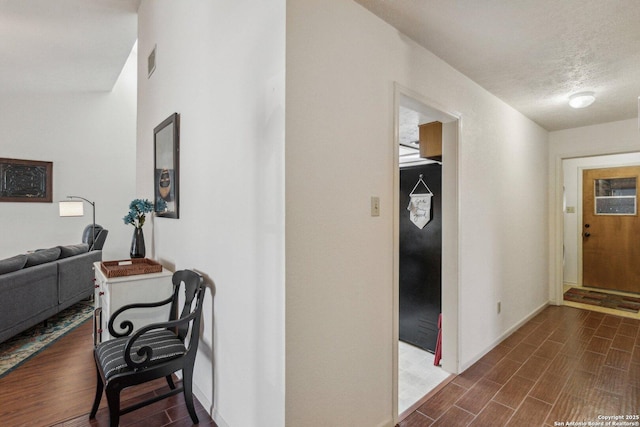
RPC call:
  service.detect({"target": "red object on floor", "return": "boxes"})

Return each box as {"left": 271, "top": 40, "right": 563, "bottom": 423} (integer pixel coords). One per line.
{"left": 434, "top": 313, "right": 442, "bottom": 366}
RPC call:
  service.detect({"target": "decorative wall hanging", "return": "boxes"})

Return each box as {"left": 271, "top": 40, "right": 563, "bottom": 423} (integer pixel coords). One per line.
{"left": 0, "top": 158, "right": 53, "bottom": 203}
{"left": 407, "top": 174, "right": 433, "bottom": 229}
{"left": 154, "top": 113, "right": 180, "bottom": 218}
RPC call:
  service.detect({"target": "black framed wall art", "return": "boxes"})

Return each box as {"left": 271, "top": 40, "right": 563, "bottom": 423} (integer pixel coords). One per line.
{"left": 0, "top": 158, "right": 53, "bottom": 203}
{"left": 154, "top": 113, "right": 180, "bottom": 218}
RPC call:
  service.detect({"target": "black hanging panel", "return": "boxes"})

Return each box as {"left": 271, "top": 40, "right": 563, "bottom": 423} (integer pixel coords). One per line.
{"left": 399, "top": 164, "right": 442, "bottom": 352}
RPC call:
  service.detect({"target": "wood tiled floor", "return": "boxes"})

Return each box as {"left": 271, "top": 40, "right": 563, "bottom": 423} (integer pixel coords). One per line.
{"left": 399, "top": 305, "right": 640, "bottom": 427}
{"left": 0, "top": 320, "right": 216, "bottom": 427}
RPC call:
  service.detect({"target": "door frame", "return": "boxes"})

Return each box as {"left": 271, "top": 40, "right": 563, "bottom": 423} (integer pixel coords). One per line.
{"left": 392, "top": 83, "right": 461, "bottom": 421}
{"left": 551, "top": 150, "right": 640, "bottom": 305}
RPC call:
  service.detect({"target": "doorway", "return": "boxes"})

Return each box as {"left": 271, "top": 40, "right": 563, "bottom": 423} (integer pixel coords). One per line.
{"left": 394, "top": 86, "right": 459, "bottom": 420}
{"left": 561, "top": 154, "right": 640, "bottom": 313}
{"left": 398, "top": 159, "right": 448, "bottom": 415}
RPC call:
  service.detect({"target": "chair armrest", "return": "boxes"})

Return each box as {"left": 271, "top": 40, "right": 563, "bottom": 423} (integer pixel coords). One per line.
{"left": 123, "top": 311, "right": 199, "bottom": 370}
{"left": 108, "top": 295, "right": 174, "bottom": 338}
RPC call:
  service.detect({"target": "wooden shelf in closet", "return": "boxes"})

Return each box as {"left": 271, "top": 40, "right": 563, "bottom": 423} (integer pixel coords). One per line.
{"left": 419, "top": 121, "right": 442, "bottom": 161}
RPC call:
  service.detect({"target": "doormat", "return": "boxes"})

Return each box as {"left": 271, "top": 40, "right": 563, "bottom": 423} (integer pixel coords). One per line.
{"left": 564, "top": 287, "right": 640, "bottom": 313}
{"left": 0, "top": 300, "right": 93, "bottom": 379}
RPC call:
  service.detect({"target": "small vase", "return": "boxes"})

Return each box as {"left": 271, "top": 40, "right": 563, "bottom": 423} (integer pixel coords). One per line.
{"left": 130, "top": 227, "right": 146, "bottom": 259}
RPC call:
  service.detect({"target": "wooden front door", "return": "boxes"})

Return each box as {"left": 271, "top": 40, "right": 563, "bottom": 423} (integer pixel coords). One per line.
{"left": 582, "top": 166, "right": 640, "bottom": 293}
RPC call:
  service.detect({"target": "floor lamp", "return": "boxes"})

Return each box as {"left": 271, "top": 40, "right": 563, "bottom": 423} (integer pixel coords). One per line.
{"left": 59, "top": 195, "right": 96, "bottom": 249}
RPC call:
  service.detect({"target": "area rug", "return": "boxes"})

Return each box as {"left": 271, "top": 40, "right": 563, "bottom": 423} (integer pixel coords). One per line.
{"left": 563, "top": 287, "right": 640, "bottom": 313}
{"left": 0, "top": 300, "right": 93, "bottom": 379}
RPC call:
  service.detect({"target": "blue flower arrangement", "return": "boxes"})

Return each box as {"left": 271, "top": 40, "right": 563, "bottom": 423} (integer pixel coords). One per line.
{"left": 123, "top": 199, "right": 155, "bottom": 229}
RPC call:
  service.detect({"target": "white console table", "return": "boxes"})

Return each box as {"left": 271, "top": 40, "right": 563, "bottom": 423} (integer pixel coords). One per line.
{"left": 93, "top": 261, "right": 174, "bottom": 343}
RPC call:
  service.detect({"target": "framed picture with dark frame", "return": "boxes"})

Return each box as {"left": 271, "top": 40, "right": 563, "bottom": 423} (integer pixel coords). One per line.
{"left": 154, "top": 113, "right": 180, "bottom": 218}
{"left": 0, "top": 158, "right": 53, "bottom": 203}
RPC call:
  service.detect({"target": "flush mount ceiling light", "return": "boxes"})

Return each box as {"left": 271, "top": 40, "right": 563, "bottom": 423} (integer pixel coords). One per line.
{"left": 569, "top": 91, "right": 596, "bottom": 109}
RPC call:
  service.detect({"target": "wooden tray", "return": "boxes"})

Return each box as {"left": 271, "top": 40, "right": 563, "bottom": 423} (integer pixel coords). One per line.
{"left": 100, "top": 258, "right": 163, "bottom": 278}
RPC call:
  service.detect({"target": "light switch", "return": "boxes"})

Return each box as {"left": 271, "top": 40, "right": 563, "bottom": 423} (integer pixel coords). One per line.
{"left": 371, "top": 196, "right": 380, "bottom": 217}
{"left": 566, "top": 206, "right": 576, "bottom": 213}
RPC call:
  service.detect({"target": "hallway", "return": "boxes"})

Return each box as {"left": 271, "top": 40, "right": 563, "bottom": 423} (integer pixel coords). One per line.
{"left": 399, "top": 305, "right": 640, "bottom": 426}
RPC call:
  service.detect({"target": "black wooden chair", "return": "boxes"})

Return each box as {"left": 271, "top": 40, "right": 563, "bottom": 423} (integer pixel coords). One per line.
{"left": 89, "top": 269, "right": 206, "bottom": 426}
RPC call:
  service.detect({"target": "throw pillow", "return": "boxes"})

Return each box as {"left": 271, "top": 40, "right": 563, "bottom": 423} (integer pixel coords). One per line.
{"left": 0, "top": 254, "right": 28, "bottom": 275}
{"left": 25, "top": 247, "right": 61, "bottom": 267}
{"left": 58, "top": 243, "right": 90, "bottom": 259}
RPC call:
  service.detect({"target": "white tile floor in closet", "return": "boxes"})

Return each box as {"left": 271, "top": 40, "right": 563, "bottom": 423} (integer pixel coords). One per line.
{"left": 398, "top": 340, "right": 451, "bottom": 414}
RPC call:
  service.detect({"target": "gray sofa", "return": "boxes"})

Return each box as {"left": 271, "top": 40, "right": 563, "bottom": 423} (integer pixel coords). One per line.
{"left": 0, "top": 244, "right": 102, "bottom": 344}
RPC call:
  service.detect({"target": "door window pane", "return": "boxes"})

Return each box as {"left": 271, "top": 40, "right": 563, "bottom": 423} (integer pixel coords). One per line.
{"left": 594, "top": 177, "right": 637, "bottom": 215}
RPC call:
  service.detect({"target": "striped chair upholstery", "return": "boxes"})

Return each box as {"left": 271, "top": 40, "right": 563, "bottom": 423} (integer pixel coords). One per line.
{"left": 95, "top": 329, "right": 186, "bottom": 379}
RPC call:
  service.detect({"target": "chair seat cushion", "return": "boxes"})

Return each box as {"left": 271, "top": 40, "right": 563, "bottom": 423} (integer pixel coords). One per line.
{"left": 95, "top": 329, "right": 186, "bottom": 379}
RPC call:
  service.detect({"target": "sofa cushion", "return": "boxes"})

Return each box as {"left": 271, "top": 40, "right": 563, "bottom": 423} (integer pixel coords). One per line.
{"left": 57, "top": 243, "right": 89, "bottom": 259}
{"left": 0, "top": 254, "right": 28, "bottom": 275}
{"left": 25, "top": 247, "right": 61, "bottom": 267}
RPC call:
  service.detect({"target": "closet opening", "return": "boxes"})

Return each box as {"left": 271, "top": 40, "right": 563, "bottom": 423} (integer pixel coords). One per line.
{"left": 394, "top": 89, "right": 459, "bottom": 420}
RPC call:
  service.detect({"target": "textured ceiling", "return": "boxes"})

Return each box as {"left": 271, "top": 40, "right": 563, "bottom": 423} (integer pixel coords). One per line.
{"left": 2, "top": 1, "right": 638, "bottom": 131}
{"left": 0, "top": 0, "right": 139, "bottom": 93}
{"left": 354, "top": 0, "right": 640, "bottom": 131}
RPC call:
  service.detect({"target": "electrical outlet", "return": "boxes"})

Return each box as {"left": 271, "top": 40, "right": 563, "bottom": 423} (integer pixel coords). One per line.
{"left": 371, "top": 196, "right": 380, "bottom": 217}
{"left": 497, "top": 301, "right": 501, "bottom": 314}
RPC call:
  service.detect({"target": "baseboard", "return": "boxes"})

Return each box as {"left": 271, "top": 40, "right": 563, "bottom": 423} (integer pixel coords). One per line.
{"left": 192, "top": 302, "right": 549, "bottom": 427}
{"left": 191, "top": 381, "right": 230, "bottom": 427}
{"left": 375, "top": 417, "right": 397, "bottom": 427}
{"left": 211, "top": 408, "right": 230, "bottom": 427}
{"left": 459, "top": 301, "right": 549, "bottom": 372}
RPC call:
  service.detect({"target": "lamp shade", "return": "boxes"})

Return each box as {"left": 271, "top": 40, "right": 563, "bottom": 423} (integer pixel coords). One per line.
{"left": 59, "top": 201, "right": 84, "bottom": 217}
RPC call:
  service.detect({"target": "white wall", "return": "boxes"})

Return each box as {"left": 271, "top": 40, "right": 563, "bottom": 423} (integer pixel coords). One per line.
{"left": 136, "top": 2, "right": 285, "bottom": 427}
{"left": 562, "top": 152, "right": 640, "bottom": 285}
{"left": 286, "top": 1, "right": 549, "bottom": 426}
{"left": 137, "top": 1, "right": 550, "bottom": 425}
{"left": 549, "top": 118, "right": 640, "bottom": 302}
{"left": 0, "top": 47, "right": 137, "bottom": 261}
